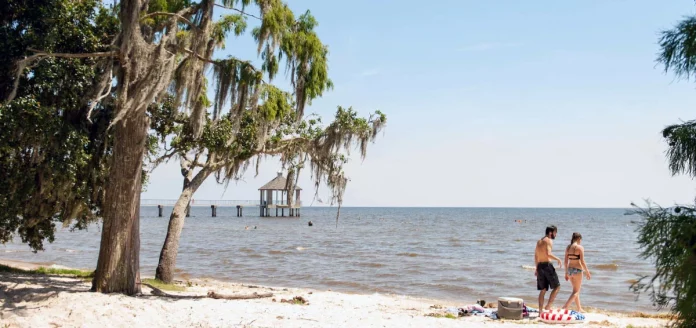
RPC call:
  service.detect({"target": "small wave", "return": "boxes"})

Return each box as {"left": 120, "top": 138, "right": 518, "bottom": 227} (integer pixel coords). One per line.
{"left": 64, "top": 249, "right": 78, "bottom": 253}
{"left": 296, "top": 247, "right": 307, "bottom": 251}
{"left": 247, "top": 253, "right": 264, "bottom": 259}
{"left": 238, "top": 247, "right": 255, "bottom": 253}
{"left": 595, "top": 263, "right": 619, "bottom": 271}
{"left": 357, "top": 262, "right": 385, "bottom": 268}
{"left": 397, "top": 252, "right": 419, "bottom": 257}
{"left": 268, "top": 250, "right": 292, "bottom": 255}
{"left": 521, "top": 265, "right": 536, "bottom": 271}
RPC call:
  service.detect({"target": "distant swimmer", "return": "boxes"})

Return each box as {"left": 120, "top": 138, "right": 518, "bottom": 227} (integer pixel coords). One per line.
{"left": 308, "top": 221, "right": 313, "bottom": 227}
{"left": 254, "top": 226, "right": 257, "bottom": 229}
{"left": 245, "top": 226, "right": 249, "bottom": 230}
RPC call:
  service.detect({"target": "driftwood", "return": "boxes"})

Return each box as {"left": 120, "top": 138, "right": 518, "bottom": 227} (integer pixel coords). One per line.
{"left": 143, "top": 283, "right": 273, "bottom": 300}
{"left": 207, "top": 291, "right": 273, "bottom": 300}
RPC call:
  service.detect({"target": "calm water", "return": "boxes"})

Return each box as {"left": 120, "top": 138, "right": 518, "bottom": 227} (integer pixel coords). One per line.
{"left": 0, "top": 207, "right": 656, "bottom": 312}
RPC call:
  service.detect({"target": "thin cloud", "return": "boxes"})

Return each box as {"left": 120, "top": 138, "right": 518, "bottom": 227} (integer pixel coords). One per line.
{"left": 458, "top": 42, "right": 523, "bottom": 52}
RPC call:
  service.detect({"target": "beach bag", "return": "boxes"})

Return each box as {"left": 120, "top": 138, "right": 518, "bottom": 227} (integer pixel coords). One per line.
{"left": 497, "top": 297, "right": 523, "bottom": 320}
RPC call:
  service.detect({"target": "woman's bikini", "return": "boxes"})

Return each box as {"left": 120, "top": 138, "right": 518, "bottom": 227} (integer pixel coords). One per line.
{"left": 567, "top": 244, "right": 583, "bottom": 276}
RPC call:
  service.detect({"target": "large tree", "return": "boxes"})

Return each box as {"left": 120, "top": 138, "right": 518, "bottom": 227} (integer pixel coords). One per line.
{"left": 0, "top": 0, "right": 118, "bottom": 250}
{"left": 4, "top": 0, "right": 383, "bottom": 294}
{"left": 630, "top": 8, "right": 696, "bottom": 328}
{"left": 147, "top": 10, "right": 385, "bottom": 283}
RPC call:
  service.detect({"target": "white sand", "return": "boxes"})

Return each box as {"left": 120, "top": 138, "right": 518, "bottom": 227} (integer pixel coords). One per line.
{"left": 0, "top": 259, "right": 669, "bottom": 328}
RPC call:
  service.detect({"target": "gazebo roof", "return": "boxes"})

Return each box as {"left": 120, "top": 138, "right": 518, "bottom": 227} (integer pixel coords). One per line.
{"left": 259, "top": 172, "right": 302, "bottom": 191}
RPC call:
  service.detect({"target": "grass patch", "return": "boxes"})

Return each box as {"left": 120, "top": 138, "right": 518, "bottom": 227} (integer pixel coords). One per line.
{"left": 142, "top": 278, "right": 186, "bottom": 292}
{"left": 0, "top": 264, "right": 94, "bottom": 278}
{"left": 425, "top": 313, "right": 459, "bottom": 319}
{"left": 628, "top": 312, "right": 674, "bottom": 320}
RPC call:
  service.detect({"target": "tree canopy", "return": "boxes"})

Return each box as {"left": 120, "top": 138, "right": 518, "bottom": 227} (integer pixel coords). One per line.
{"left": 0, "top": 0, "right": 118, "bottom": 250}
{"left": 629, "top": 8, "right": 696, "bottom": 328}
{"left": 1, "top": 0, "right": 386, "bottom": 294}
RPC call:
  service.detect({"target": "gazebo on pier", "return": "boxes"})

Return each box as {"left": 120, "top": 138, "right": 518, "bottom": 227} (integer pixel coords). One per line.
{"left": 259, "top": 171, "right": 301, "bottom": 217}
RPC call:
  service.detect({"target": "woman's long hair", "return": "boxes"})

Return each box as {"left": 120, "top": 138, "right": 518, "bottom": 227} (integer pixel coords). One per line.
{"left": 568, "top": 232, "right": 582, "bottom": 250}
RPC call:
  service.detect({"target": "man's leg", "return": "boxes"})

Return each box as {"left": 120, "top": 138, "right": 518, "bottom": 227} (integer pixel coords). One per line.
{"left": 546, "top": 285, "right": 560, "bottom": 310}
{"left": 538, "top": 289, "right": 546, "bottom": 313}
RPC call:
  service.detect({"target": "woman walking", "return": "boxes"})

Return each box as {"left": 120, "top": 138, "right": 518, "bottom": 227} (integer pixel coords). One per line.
{"left": 562, "top": 232, "right": 591, "bottom": 312}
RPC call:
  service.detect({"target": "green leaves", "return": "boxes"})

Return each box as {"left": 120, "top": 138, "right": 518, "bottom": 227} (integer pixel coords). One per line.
{"left": 0, "top": 0, "right": 118, "bottom": 250}
{"left": 662, "top": 121, "right": 696, "bottom": 178}
{"left": 212, "top": 14, "right": 247, "bottom": 49}
{"left": 632, "top": 203, "right": 696, "bottom": 328}
{"left": 659, "top": 16, "right": 696, "bottom": 80}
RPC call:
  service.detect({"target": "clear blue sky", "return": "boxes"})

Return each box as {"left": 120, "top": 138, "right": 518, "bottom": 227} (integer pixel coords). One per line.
{"left": 143, "top": 0, "right": 696, "bottom": 207}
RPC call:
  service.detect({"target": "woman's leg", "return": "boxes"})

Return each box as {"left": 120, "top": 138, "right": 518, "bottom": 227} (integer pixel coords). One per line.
{"left": 562, "top": 272, "right": 577, "bottom": 309}
{"left": 574, "top": 274, "right": 583, "bottom": 312}
{"left": 562, "top": 272, "right": 582, "bottom": 310}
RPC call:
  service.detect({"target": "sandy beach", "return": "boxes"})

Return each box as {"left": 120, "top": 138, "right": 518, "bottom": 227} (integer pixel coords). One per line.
{"left": 0, "top": 259, "right": 670, "bottom": 328}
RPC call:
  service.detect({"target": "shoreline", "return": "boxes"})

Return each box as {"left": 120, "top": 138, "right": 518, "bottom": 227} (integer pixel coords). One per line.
{"left": 0, "top": 258, "right": 671, "bottom": 328}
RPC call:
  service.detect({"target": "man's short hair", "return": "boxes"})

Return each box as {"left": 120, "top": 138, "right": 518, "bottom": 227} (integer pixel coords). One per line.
{"left": 545, "top": 225, "right": 557, "bottom": 236}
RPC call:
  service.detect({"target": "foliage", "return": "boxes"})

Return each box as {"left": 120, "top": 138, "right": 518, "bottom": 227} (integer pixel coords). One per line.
{"left": 630, "top": 204, "right": 696, "bottom": 328}
{"left": 633, "top": 9, "right": 696, "bottom": 327}
{"left": 658, "top": 16, "right": 696, "bottom": 81}
{"left": 662, "top": 120, "right": 696, "bottom": 177}
{"left": 0, "top": 0, "right": 117, "bottom": 251}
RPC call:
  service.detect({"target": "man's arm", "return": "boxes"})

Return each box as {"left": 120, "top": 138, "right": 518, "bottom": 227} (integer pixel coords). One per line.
{"left": 534, "top": 248, "right": 538, "bottom": 276}
{"left": 546, "top": 240, "right": 563, "bottom": 268}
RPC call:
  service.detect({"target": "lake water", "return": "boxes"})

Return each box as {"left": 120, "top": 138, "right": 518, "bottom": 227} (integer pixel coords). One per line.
{"left": 0, "top": 207, "right": 657, "bottom": 313}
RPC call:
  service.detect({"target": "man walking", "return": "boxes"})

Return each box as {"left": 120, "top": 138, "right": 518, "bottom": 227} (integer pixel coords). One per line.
{"left": 535, "top": 225, "right": 562, "bottom": 312}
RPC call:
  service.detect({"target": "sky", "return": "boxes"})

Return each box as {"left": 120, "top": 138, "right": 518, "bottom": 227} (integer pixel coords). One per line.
{"left": 143, "top": 0, "right": 696, "bottom": 208}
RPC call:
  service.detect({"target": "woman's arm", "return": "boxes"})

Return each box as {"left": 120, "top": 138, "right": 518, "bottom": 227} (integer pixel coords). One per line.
{"left": 579, "top": 246, "right": 591, "bottom": 280}
{"left": 564, "top": 246, "right": 570, "bottom": 280}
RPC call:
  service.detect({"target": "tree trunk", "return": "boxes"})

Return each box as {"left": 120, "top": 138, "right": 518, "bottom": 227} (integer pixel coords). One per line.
{"left": 155, "top": 166, "right": 211, "bottom": 283}
{"left": 92, "top": 110, "right": 148, "bottom": 295}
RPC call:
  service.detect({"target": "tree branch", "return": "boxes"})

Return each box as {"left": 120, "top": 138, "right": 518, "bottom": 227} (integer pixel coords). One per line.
{"left": 151, "top": 149, "right": 179, "bottom": 171}
{"left": 25, "top": 48, "right": 117, "bottom": 60}
{"left": 214, "top": 4, "right": 261, "bottom": 20}
{"left": 141, "top": 12, "right": 201, "bottom": 32}
{"left": 4, "top": 48, "right": 118, "bottom": 103}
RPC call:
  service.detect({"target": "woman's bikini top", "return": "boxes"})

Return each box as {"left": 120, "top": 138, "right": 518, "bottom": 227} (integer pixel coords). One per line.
{"left": 568, "top": 244, "right": 581, "bottom": 260}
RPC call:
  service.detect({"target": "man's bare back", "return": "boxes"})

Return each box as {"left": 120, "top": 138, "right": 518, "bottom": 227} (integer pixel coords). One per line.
{"left": 535, "top": 237, "right": 555, "bottom": 264}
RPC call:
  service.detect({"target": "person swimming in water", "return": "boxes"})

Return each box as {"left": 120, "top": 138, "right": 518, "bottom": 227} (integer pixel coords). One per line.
{"left": 534, "top": 225, "right": 563, "bottom": 312}
{"left": 562, "top": 232, "right": 591, "bottom": 312}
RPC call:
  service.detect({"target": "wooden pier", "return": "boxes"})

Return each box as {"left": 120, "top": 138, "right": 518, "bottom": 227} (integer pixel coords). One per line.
{"left": 142, "top": 170, "right": 302, "bottom": 218}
